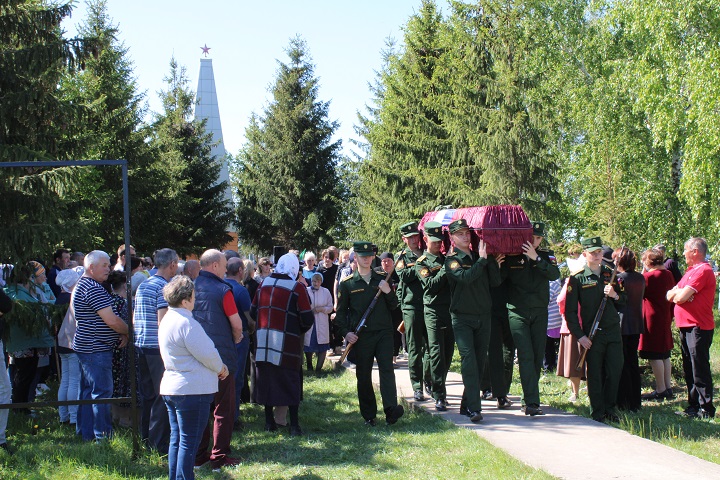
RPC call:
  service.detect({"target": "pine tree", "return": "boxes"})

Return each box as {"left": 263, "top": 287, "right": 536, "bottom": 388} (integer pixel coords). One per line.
{"left": 233, "top": 37, "right": 342, "bottom": 253}
{"left": 0, "top": 0, "right": 92, "bottom": 262}
{"left": 149, "top": 57, "right": 234, "bottom": 256}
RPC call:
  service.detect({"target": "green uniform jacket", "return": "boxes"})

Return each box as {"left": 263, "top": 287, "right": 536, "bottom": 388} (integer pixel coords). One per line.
{"left": 416, "top": 252, "right": 450, "bottom": 307}
{"left": 502, "top": 249, "right": 561, "bottom": 312}
{"left": 395, "top": 248, "right": 423, "bottom": 309}
{"left": 445, "top": 249, "right": 502, "bottom": 318}
{"left": 565, "top": 264, "right": 626, "bottom": 339}
{"left": 336, "top": 269, "right": 400, "bottom": 337}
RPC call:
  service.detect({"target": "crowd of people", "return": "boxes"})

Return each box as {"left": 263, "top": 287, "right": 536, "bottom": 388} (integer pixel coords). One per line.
{"left": 0, "top": 229, "right": 716, "bottom": 478}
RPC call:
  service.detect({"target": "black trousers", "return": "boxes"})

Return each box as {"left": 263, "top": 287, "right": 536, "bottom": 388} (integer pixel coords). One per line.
{"left": 138, "top": 350, "right": 170, "bottom": 453}
{"left": 616, "top": 334, "right": 641, "bottom": 411}
{"left": 680, "top": 326, "right": 714, "bottom": 411}
{"left": 11, "top": 356, "right": 38, "bottom": 411}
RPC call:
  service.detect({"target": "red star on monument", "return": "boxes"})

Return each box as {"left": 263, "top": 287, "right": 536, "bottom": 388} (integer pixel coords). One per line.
{"left": 201, "top": 44, "right": 211, "bottom": 57}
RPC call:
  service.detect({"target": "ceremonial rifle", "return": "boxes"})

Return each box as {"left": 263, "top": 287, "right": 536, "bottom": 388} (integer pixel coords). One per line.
{"left": 339, "top": 268, "right": 394, "bottom": 364}
{"left": 576, "top": 245, "right": 627, "bottom": 370}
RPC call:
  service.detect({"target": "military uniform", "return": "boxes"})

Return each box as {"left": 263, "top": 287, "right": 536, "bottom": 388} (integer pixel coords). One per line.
{"left": 565, "top": 236, "right": 625, "bottom": 421}
{"left": 501, "top": 221, "right": 560, "bottom": 413}
{"left": 482, "top": 280, "right": 515, "bottom": 402}
{"left": 416, "top": 222, "right": 454, "bottom": 406}
{"left": 444, "top": 219, "right": 502, "bottom": 418}
{"left": 336, "top": 242, "right": 402, "bottom": 424}
{"left": 395, "top": 222, "right": 431, "bottom": 398}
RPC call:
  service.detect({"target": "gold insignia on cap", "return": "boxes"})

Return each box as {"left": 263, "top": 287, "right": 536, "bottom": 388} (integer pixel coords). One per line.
{"left": 593, "top": 239, "right": 598, "bottom": 244}
{"left": 420, "top": 267, "right": 430, "bottom": 278}
{"left": 534, "top": 223, "right": 539, "bottom": 229}
{"left": 364, "top": 244, "right": 369, "bottom": 249}
{"left": 450, "top": 260, "right": 460, "bottom": 270}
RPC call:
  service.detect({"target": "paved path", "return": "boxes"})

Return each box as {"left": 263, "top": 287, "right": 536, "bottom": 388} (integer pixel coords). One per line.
{"left": 333, "top": 356, "right": 720, "bottom": 480}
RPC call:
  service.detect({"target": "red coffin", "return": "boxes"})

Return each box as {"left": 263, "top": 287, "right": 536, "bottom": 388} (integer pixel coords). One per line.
{"left": 419, "top": 205, "right": 532, "bottom": 255}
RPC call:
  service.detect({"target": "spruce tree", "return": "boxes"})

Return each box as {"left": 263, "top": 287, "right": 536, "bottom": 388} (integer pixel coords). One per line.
{"left": 233, "top": 37, "right": 342, "bottom": 253}
{"left": 150, "top": 57, "right": 234, "bottom": 256}
{"left": 355, "top": 0, "right": 457, "bottom": 249}
{"left": 0, "top": 0, "right": 92, "bottom": 262}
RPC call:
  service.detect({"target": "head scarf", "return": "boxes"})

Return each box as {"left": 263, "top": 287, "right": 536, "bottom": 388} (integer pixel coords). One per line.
{"left": 275, "top": 253, "right": 299, "bottom": 280}
{"left": 56, "top": 268, "right": 81, "bottom": 293}
{"left": 28, "top": 260, "right": 45, "bottom": 277}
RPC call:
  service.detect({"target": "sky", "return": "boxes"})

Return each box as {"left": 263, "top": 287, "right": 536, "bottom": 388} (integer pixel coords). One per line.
{"left": 63, "top": 0, "right": 440, "bottom": 158}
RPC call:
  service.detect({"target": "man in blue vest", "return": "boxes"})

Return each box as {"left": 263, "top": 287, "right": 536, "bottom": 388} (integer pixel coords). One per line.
{"left": 193, "top": 249, "right": 244, "bottom": 471}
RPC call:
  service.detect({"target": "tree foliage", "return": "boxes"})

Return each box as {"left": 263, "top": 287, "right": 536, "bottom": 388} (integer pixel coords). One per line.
{"left": 232, "top": 37, "right": 343, "bottom": 253}
{"left": 149, "top": 57, "right": 234, "bottom": 256}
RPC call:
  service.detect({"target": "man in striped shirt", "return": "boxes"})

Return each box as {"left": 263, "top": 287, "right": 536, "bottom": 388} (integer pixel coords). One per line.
{"left": 73, "top": 250, "right": 128, "bottom": 442}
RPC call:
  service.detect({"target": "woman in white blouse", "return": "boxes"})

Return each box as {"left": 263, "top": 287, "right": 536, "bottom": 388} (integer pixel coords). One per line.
{"left": 159, "top": 276, "right": 228, "bottom": 480}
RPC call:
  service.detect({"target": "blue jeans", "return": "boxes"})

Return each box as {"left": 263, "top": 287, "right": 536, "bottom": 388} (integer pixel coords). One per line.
{"left": 164, "top": 394, "right": 214, "bottom": 480}
{"left": 234, "top": 336, "right": 250, "bottom": 421}
{"left": 76, "top": 350, "right": 114, "bottom": 441}
{"left": 58, "top": 352, "right": 81, "bottom": 423}
{"left": 0, "top": 341, "right": 11, "bottom": 445}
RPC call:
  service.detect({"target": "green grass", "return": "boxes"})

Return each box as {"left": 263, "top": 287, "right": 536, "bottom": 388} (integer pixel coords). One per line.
{"left": 0, "top": 367, "right": 554, "bottom": 479}
{"left": 448, "top": 318, "right": 720, "bottom": 465}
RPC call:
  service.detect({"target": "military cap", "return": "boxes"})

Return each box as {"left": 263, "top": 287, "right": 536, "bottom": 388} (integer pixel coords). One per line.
{"left": 423, "top": 221, "right": 444, "bottom": 242}
{"left": 581, "top": 236, "right": 603, "bottom": 252}
{"left": 400, "top": 221, "right": 420, "bottom": 238}
{"left": 353, "top": 241, "right": 375, "bottom": 257}
{"left": 532, "top": 221, "right": 546, "bottom": 237}
{"left": 448, "top": 218, "right": 470, "bottom": 234}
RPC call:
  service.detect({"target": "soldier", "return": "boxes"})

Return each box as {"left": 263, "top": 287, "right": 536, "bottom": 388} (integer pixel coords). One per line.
{"left": 336, "top": 241, "right": 404, "bottom": 426}
{"left": 416, "top": 221, "right": 454, "bottom": 411}
{"left": 484, "top": 280, "right": 515, "bottom": 408}
{"left": 565, "top": 236, "right": 626, "bottom": 422}
{"left": 501, "top": 221, "right": 560, "bottom": 416}
{"left": 395, "top": 222, "right": 431, "bottom": 401}
{"left": 445, "top": 219, "right": 503, "bottom": 422}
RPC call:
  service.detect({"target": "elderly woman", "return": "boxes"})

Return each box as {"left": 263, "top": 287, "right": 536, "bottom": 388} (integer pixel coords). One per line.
{"left": 251, "top": 253, "right": 314, "bottom": 436}
{"left": 304, "top": 273, "right": 333, "bottom": 372}
{"left": 56, "top": 268, "right": 82, "bottom": 425}
{"left": 159, "top": 276, "right": 228, "bottom": 480}
{"left": 302, "top": 252, "right": 317, "bottom": 283}
{"left": 5, "top": 261, "right": 55, "bottom": 414}
{"left": 640, "top": 248, "right": 677, "bottom": 400}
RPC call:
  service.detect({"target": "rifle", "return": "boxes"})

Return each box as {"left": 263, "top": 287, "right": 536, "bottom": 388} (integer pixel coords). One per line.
{"left": 576, "top": 245, "right": 626, "bottom": 370}
{"left": 339, "top": 268, "right": 394, "bottom": 364}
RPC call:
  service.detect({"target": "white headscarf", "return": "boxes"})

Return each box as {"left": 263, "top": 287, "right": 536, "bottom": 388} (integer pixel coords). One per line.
{"left": 275, "top": 253, "right": 299, "bottom": 280}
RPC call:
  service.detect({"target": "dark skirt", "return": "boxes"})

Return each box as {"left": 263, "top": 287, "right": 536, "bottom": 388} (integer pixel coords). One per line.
{"left": 557, "top": 333, "right": 586, "bottom": 379}
{"left": 255, "top": 362, "right": 303, "bottom": 406}
{"left": 304, "top": 326, "right": 330, "bottom": 353}
{"left": 639, "top": 349, "right": 671, "bottom": 360}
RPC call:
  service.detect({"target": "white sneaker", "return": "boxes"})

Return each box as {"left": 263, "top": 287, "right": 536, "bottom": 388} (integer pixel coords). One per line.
{"left": 568, "top": 393, "right": 578, "bottom": 403}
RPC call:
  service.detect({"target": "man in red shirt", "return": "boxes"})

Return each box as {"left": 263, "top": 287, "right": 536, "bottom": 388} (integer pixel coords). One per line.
{"left": 667, "top": 237, "right": 716, "bottom": 419}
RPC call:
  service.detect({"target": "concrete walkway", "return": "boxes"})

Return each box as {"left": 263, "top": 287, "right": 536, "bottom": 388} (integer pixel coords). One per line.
{"left": 334, "top": 355, "right": 720, "bottom": 480}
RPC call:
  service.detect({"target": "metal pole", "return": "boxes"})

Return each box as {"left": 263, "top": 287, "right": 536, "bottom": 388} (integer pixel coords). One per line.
{"left": 122, "top": 161, "right": 140, "bottom": 457}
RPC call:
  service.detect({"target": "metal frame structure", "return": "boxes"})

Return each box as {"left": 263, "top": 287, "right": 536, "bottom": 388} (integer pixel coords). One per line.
{"left": 0, "top": 159, "right": 140, "bottom": 455}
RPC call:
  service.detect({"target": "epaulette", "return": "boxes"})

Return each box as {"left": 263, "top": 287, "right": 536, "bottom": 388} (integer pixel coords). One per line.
{"left": 417, "top": 254, "right": 427, "bottom": 263}
{"left": 570, "top": 267, "right": 585, "bottom": 276}
{"left": 396, "top": 249, "right": 404, "bottom": 257}
{"left": 340, "top": 274, "right": 353, "bottom": 282}
{"left": 446, "top": 249, "right": 456, "bottom": 257}
{"left": 373, "top": 267, "right": 386, "bottom": 275}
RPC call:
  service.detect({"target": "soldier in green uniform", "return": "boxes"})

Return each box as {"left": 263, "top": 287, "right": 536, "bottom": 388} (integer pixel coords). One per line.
{"left": 501, "top": 221, "right": 560, "bottom": 416}
{"left": 395, "top": 221, "right": 431, "bottom": 401}
{"left": 565, "top": 237, "right": 625, "bottom": 422}
{"left": 416, "top": 221, "right": 454, "bottom": 411}
{"left": 484, "top": 280, "right": 515, "bottom": 408}
{"left": 336, "top": 241, "right": 404, "bottom": 426}
{"left": 445, "top": 219, "right": 504, "bottom": 422}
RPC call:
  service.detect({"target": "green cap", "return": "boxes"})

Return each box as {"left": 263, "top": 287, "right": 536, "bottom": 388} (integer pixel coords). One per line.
{"left": 399, "top": 221, "right": 420, "bottom": 238}
{"left": 353, "top": 241, "right": 375, "bottom": 257}
{"left": 532, "top": 221, "right": 546, "bottom": 237}
{"left": 423, "top": 221, "right": 444, "bottom": 242}
{"left": 448, "top": 218, "right": 470, "bottom": 234}
{"left": 581, "top": 236, "right": 603, "bottom": 252}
